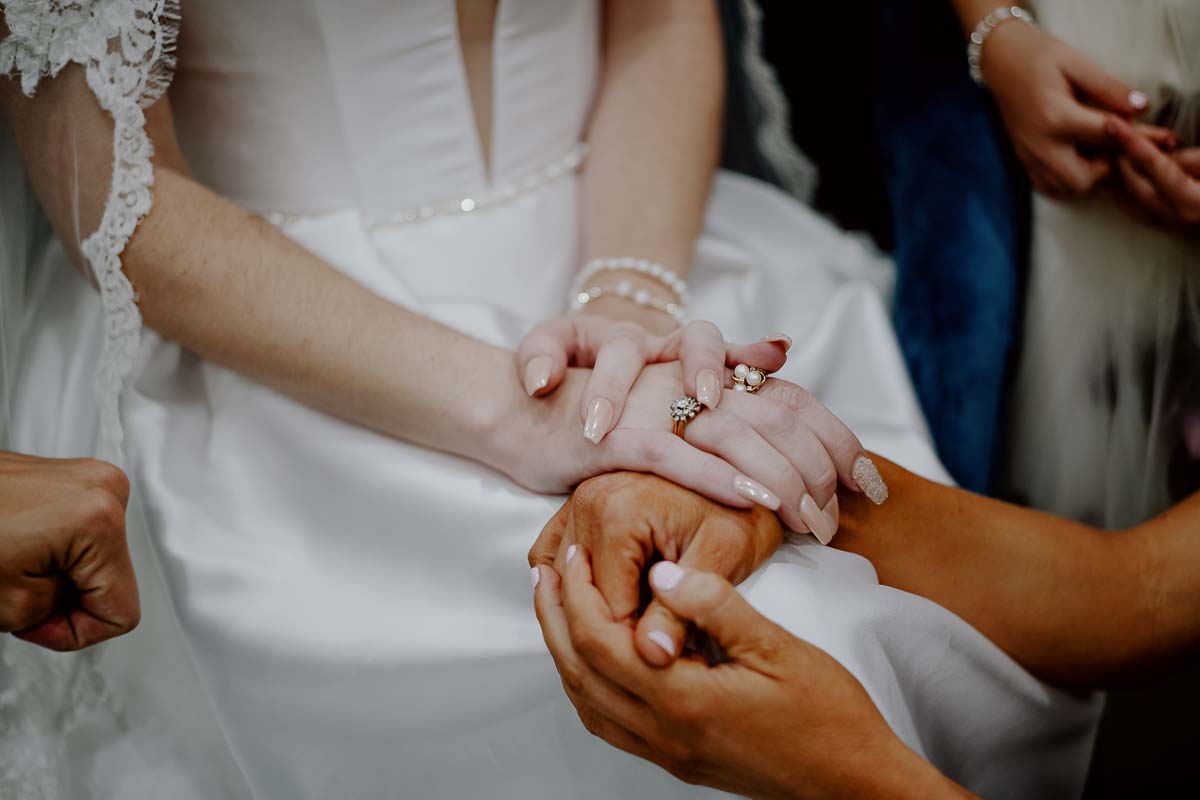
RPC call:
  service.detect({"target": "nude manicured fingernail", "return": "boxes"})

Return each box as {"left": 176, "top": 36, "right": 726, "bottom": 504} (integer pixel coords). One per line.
{"left": 696, "top": 369, "right": 720, "bottom": 409}
{"left": 800, "top": 495, "right": 835, "bottom": 545}
{"left": 1130, "top": 90, "right": 1149, "bottom": 110}
{"left": 852, "top": 455, "right": 889, "bottom": 505}
{"left": 523, "top": 355, "right": 553, "bottom": 396}
{"left": 583, "top": 397, "right": 614, "bottom": 444}
{"left": 646, "top": 630, "right": 677, "bottom": 658}
{"left": 733, "top": 474, "right": 781, "bottom": 510}
{"left": 823, "top": 494, "right": 840, "bottom": 532}
{"left": 650, "top": 561, "right": 685, "bottom": 592}
{"left": 530, "top": 566, "right": 540, "bottom": 589}
{"left": 759, "top": 332, "right": 793, "bottom": 352}
{"left": 566, "top": 544, "right": 578, "bottom": 564}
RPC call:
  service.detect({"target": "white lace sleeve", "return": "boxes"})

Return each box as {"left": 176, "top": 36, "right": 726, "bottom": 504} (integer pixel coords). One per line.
{"left": 1, "top": 0, "right": 179, "bottom": 461}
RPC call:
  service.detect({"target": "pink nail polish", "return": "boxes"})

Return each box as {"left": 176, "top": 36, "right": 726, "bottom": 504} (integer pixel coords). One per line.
{"left": 523, "top": 355, "right": 553, "bottom": 396}
{"left": 852, "top": 456, "right": 889, "bottom": 505}
{"left": 566, "top": 544, "right": 578, "bottom": 564}
{"left": 800, "top": 495, "right": 835, "bottom": 545}
{"left": 582, "top": 397, "right": 614, "bottom": 445}
{"left": 650, "top": 561, "right": 685, "bottom": 591}
{"left": 646, "top": 630, "right": 677, "bottom": 658}
{"left": 1130, "top": 90, "right": 1149, "bottom": 110}
{"left": 696, "top": 369, "right": 720, "bottom": 409}
{"left": 733, "top": 474, "right": 781, "bottom": 510}
{"left": 530, "top": 566, "right": 540, "bottom": 589}
{"left": 759, "top": 332, "right": 793, "bottom": 352}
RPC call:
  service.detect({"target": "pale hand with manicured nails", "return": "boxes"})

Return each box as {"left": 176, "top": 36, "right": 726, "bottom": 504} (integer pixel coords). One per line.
{"left": 515, "top": 310, "right": 792, "bottom": 446}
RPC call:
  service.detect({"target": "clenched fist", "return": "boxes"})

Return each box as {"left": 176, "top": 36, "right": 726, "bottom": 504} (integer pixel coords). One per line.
{"left": 0, "top": 452, "right": 139, "bottom": 651}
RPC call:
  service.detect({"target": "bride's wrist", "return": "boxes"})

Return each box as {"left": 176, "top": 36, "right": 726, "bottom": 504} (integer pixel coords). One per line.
{"left": 475, "top": 364, "right": 591, "bottom": 488}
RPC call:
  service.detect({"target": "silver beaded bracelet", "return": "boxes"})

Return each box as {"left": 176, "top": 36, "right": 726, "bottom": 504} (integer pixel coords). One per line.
{"left": 967, "top": 6, "right": 1035, "bottom": 86}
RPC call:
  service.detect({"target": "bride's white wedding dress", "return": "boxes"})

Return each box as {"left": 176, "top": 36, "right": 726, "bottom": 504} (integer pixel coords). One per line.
{"left": 1, "top": 2, "right": 1099, "bottom": 798}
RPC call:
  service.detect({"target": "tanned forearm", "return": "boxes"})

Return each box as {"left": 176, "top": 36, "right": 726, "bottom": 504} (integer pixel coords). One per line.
{"left": 578, "top": 0, "right": 723, "bottom": 331}
{"left": 835, "top": 457, "right": 1200, "bottom": 688}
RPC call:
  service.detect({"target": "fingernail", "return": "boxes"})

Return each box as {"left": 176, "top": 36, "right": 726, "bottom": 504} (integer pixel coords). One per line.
{"left": 823, "top": 494, "right": 840, "bottom": 531}
{"left": 523, "top": 355, "right": 553, "bottom": 396}
{"left": 800, "top": 494, "right": 835, "bottom": 545}
{"left": 852, "top": 455, "right": 889, "bottom": 505}
{"left": 566, "top": 544, "right": 578, "bottom": 564}
{"left": 583, "top": 397, "right": 614, "bottom": 445}
{"left": 696, "top": 369, "right": 720, "bottom": 409}
{"left": 650, "top": 561, "right": 685, "bottom": 592}
{"left": 646, "top": 630, "right": 677, "bottom": 658}
{"left": 1129, "top": 90, "right": 1149, "bottom": 110}
{"left": 759, "top": 332, "right": 793, "bottom": 352}
{"left": 733, "top": 474, "right": 781, "bottom": 510}
{"left": 530, "top": 566, "right": 540, "bottom": 589}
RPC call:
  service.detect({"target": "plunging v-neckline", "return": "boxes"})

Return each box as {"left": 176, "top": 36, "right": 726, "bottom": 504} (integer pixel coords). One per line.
{"left": 454, "top": 0, "right": 503, "bottom": 182}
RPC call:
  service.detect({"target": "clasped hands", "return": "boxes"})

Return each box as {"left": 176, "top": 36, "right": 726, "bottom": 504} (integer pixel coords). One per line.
{"left": 526, "top": 472, "right": 958, "bottom": 800}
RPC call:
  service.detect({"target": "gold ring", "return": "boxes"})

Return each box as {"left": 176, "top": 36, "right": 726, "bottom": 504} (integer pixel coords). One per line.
{"left": 670, "top": 396, "right": 703, "bottom": 437}
{"left": 732, "top": 364, "right": 768, "bottom": 394}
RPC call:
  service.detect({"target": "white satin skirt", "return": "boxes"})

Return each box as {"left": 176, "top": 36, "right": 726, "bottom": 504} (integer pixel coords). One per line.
{"left": 10, "top": 172, "right": 1100, "bottom": 799}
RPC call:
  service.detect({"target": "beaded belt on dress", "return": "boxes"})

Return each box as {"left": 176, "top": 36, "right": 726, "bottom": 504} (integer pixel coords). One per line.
{"left": 262, "top": 143, "right": 589, "bottom": 229}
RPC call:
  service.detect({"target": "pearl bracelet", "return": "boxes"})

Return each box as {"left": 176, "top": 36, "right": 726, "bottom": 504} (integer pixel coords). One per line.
{"left": 575, "top": 257, "right": 689, "bottom": 303}
{"left": 967, "top": 6, "right": 1035, "bottom": 86}
{"left": 573, "top": 282, "right": 685, "bottom": 322}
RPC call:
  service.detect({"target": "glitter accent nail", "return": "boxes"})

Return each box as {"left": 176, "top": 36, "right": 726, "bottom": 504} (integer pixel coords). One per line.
{"left": 852, "top": 455, "right": 889, "bottom": 505}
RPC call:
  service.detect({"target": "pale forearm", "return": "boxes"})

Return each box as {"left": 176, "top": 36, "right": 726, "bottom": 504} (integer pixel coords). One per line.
{"left": 3, "top": 74, "right": 521, "bottom": 471}
{"left": 582, "top": 0, "right": 723, "bottom": 281}
{"left": 127, "top": 167, "right": 518, "bottom": 466}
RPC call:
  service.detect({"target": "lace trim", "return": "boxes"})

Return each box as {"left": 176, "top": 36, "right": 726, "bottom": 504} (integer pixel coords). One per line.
{"left": 1, "top": 3, "right": 176, "bottom": 797}
{"left": 1, "top": 0, "right": 178, "bottom": 460}
{"left": 737, "top": 0, "right": 818, "bottom": 204}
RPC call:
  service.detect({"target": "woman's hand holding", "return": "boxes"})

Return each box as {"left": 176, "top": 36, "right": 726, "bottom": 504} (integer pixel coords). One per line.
{"left": 532, "top": 556, "right": 971, "bottom": 800}
{"left": 1106, "top": 117, "right": 1200, "bottom": 232}
{"left": 980, "top": 22, "right": 1175, "bottom": 196}
{"left": 493, "top": 361, "right": 886, "bottom": 544}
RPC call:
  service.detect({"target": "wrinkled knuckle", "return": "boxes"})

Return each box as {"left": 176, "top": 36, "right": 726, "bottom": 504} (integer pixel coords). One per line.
{"left": 569, "top": 622, "right": 603, "bottom": 661}
{"left": 809, "top": 464, "right": 838, "bottom": 500}
{"left": 561, "top": 666, "right": 586, "bottom": 698}
{"left": 579, "top": 709, "right": 604, "bottom": 739}
{"left": 94, "top": 461, "right": 129, "bottom": 500}
{"left": 777, "top": 382, "right": 817, "bottom": 415}
{"left": 636, "top": 434, "right": 671, "bottom": 467}
{"left": 79, "top": 487, "right": 126, "bottom": 532}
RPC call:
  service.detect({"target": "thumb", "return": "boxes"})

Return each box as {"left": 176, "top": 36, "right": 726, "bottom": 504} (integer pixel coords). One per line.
{"left": 516, "top": 317, "right": 575, "bottom": 397}
{"left": 647, "top": 562, "right": 780, "bottom": 666}
{"left": 528, "top": 499, "right": 570, "bottom": 569}
{"left": 1064, "top": 54, "right": 1148, "bottom": 116}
